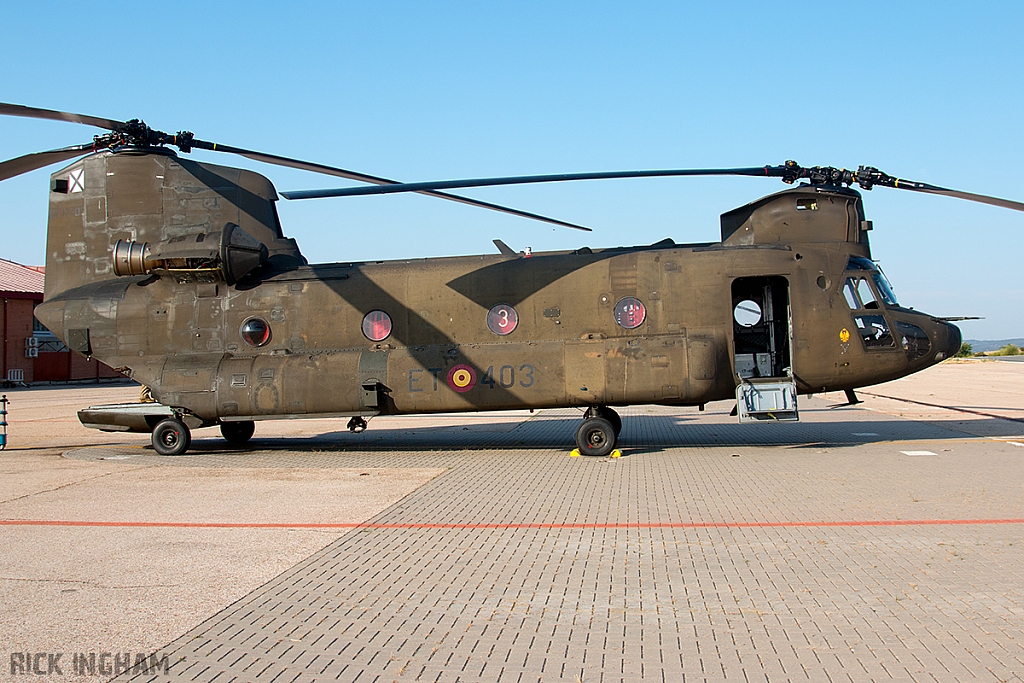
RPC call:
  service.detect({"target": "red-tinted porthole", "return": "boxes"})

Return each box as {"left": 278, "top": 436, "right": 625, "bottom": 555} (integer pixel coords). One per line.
{"left": 486, "top": 304, "right": 518, "bottom": 336}
{"left": 240, "top": 317, "right": 271, "bottom": 347}
{"left": 362, "top": 310, "right": 393, "bottom": 342}
{"left": 613, "top": 297, "right": 646, "bottom": 329}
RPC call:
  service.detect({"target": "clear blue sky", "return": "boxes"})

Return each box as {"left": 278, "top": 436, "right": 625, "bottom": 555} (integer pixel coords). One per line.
{"left": 2, "top": 2, "right": 1021, "bottom": 338}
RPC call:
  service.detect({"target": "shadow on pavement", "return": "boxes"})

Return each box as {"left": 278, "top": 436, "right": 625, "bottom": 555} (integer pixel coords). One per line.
{"left": 137, "top": 413, "right": 1018, "bottom": 459}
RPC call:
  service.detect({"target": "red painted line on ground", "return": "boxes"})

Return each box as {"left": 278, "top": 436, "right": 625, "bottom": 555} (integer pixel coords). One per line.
{"left": 1, "top": 519, "right": 1023, "bottom": 530}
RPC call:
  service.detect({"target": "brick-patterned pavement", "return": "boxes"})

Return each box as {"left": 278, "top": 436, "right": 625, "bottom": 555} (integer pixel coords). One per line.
{"left": 81, "top": 399, "right": 1024, "bottom": 683}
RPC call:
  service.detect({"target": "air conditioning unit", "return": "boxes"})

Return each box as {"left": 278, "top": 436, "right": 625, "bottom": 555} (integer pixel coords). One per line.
{"left": 25, "top": 338, "right": 38, "bottom": 358}
{"left": 26, "top": 336, "right": 38, "bottom": 348}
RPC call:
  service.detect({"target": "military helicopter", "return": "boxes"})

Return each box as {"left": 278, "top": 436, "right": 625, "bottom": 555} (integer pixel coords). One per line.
{"left": 3, "top": 103, "right": 1020, "bottom": 456}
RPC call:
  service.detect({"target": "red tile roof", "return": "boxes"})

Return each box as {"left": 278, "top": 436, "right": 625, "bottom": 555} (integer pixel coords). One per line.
{"left": 0, "top": 258, "right": 45, "bottom": 296}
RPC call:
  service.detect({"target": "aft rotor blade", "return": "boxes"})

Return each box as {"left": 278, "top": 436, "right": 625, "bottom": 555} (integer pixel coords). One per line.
{"left": 0, "top": 102, "right": 124, "bottom": 132}
{"left": 0, "top": 144, "right": 95, "bottom": 182}
{"left": 280, "top": 167, "right": 779, "bottom": 200}
{"left": 191, "top": 140, "right": 592, "bottom": 231}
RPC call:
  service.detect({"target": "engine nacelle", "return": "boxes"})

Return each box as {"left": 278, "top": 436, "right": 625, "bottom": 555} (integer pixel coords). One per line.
{"left": 112, "top": 222, "right": 268, "bottom": 285}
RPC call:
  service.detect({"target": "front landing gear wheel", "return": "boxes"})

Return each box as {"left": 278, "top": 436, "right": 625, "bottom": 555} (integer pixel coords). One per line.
{"left": 585, "top": 406, "right": 622, "bottom": 437}
{"left": 601, "top": 408, "right": 622, "bottom": 436}
{"left": 575, "top": 417, "right": 617, "bottom": 457}
{"left": 152, "top": 418, "right": 191, "bottom": 456}
{"left": 220, "top": 420, "right": 255, "bottom": 446}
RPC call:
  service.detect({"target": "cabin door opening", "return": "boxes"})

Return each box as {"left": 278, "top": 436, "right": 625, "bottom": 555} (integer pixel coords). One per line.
{"left": 731, "top": 276, "right": 792, "bottom": 379}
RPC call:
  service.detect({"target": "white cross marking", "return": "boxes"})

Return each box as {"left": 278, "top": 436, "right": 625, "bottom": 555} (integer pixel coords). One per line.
{"left": 69, "top": 168, "right": 85, "bottom": 193}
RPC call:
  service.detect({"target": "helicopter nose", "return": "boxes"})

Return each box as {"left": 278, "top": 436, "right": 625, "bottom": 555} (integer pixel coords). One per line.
{"left": 942, "top": 321, "right": 962, "bottom": 359}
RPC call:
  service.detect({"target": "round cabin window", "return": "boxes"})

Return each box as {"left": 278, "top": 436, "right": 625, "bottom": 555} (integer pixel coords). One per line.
{"left": 486, "top": 304, "right": 519, "bottom": 335}
{"left": 733, "top": 300, "right": 762, "bottom": 327}
{"left": 361, "top": 310, "right": 393, "bottom": 342}
{"left": 240, "top": 317, "right": 271, "bottom": 347}
{"left": 613, "top": 297, "right": 646, "bottom": 329}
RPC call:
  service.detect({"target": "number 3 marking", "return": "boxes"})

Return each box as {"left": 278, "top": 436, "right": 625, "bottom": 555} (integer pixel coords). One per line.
{"left": 519, "top": 364, "right": 535, "bottom": 388}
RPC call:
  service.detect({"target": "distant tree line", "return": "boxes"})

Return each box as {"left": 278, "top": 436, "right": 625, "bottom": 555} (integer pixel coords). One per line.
{"left": 954, "top": 342, "right": 1022, "bottom": 358}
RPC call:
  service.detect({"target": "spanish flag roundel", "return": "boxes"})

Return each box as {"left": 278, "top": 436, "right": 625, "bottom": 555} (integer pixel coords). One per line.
{"left": 447, "top": 364, "right": 476, "bottom": 393}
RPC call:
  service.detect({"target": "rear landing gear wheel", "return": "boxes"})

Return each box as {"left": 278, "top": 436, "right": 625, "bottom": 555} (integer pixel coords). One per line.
{"left": 220, "top": 420, "right": 255, "bottom": 446}
{"left": 152, "top": 418, "right": 191, "bottom": 456}
{"left": 575, "top": 417, "right": 617, "bottom": 457}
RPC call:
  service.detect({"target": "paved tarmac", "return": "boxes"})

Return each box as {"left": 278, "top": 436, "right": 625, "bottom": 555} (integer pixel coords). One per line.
{"left": 1, "top": 359, "right": 1023, "bottom": 683}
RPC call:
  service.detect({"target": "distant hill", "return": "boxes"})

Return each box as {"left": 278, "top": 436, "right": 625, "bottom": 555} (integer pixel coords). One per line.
{"left": 965, "top": 338, "right": 1024, "bottom": 353}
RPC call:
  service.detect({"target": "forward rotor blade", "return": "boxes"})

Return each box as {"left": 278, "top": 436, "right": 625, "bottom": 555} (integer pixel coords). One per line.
{"left": 891, "top": 182, "right": 1024, "bottom": 213}
{"left": 281, "top": 167, "right": 778, "bottom": 200}
{"left": 0, "top": 102, "right": 124, "bottom": 131}
{"left": 0, "top": 144, "right": 95, "bottom": 182}
{"left": 283, "top": 163, "right": 1024, "bottom": 216}
{"left": 191, "top": 140, "right": 591, "bottom": 231}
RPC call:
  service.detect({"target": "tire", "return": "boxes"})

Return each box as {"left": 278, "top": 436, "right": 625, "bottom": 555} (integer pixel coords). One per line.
{"left": 601, "top": 407, "right": 622, "bottom": 436}
{"left": 575, "top": 417, "right": 617, "bottom": 457}
{"left": 586, "top": 406, "right": 623, "bottom": 437}
{"left": 152, "top": 418, "right": 191, "bottom": 456}
{"left": 220, "top": 420, "right": 255, "bottom": 446}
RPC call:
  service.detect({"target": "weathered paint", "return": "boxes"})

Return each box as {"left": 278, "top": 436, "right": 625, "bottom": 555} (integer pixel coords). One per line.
{"left": 34, "top": 150, "right": 961, "bottom": 424}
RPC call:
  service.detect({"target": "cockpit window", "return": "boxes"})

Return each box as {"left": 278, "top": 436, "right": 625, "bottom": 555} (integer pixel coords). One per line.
{"left": 872, "top": 270, "right": 899, "bottom": 306}
{"left": 855, "top": 315, "right": 895, "bottom": 348}
{"left": 896, "top": 321, "right": 930, "bottom": 360}
{"left": 843, "top": 257, "right": 899, "bottom": 351}
{"left": 856, "top": 278, "right": 879, "bottom": 309}
{"left": 843, "top": 278, "right": 860, "bottom": 309}
{"left": 845, "top": 256, "right": 898, "bottom": 307}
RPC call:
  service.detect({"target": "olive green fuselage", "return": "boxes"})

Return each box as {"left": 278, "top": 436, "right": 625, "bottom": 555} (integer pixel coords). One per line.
{"left": 34, "top": 150, "right": 961, "bottom": 424}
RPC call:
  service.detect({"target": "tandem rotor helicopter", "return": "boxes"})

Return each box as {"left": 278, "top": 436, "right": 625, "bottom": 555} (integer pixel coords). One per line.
{"left": 3, "top": 103, "right": 1021, "bottom": 456}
